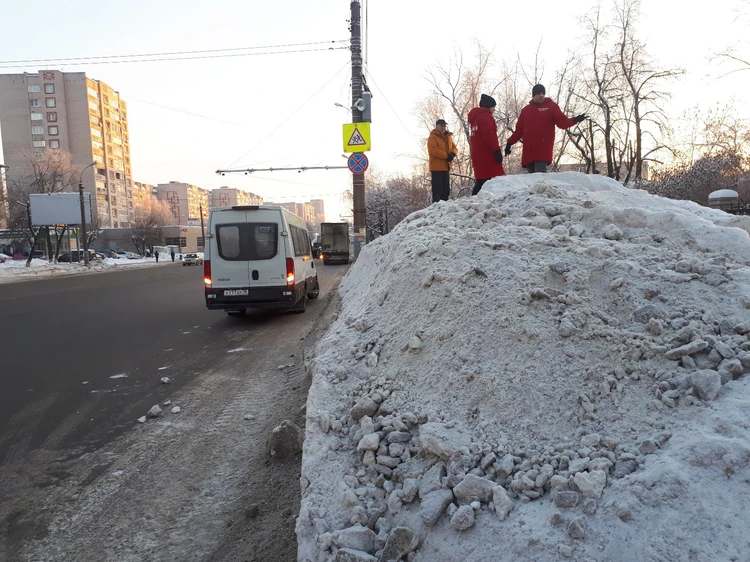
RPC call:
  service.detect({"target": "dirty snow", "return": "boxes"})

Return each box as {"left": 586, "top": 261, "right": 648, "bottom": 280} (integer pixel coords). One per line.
{"left": 298, "top": 172, "right": 750, "bottom": 562}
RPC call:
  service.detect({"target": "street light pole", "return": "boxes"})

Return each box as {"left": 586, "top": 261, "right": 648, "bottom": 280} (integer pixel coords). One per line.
{"left": 79, "top": 163, "right": 95, "bottom": 266}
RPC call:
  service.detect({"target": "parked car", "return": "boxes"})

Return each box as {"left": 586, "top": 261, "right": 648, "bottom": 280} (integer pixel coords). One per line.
{"left": 22, "top": 249, "right": 47, "bottom": 260}
{"left": 115, "top": 250, "right": 140, "bottom": 259}
{"left": 182, "top": 252, "right": 204, "bottom": 266}
{"left": 103, "top": 250, "right": 120, "bottom": 259}
{"left": 0, "top": 253, "right": 9, "bottom": 264}
{"left": 58, "top": 250, "right": 99, "bottom": 263}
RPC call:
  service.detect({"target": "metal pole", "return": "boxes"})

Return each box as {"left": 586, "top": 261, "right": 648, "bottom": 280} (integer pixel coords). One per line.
{"left": 78, "top": 163, "right": 95, "bottom": 266}
{"left": 200, "top": 204, "right": 206, "bottom": 250}
{"left": 350, "top": 0, "right": 366, "bottom": 238}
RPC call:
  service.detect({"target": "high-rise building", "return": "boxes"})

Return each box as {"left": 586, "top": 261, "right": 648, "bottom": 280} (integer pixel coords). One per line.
{"left": 210, "top": 186, "right": 263, "bottom": 207}
{"left": 268, "top": 202, "right": 316, "bottom": 224}
{"left": 133, "top": 181, "right": 156, "bottom": 208}
{"left": 155, "top": 181, "right": 210, "bottom": 226}
{"left": 308, "top": 198, "right": 326, "bottom": 226}
{"left": 0, "top": 70, "right": 133, "bottom": 228}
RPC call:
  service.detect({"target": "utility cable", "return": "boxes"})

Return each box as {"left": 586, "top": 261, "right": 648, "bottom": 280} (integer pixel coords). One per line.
{"left": 224, "top": 60, "right": 351, "bottom": 169}
{"left": 363, "top": 69, "right": 424, "bottom": 153}
{"left": 126, "top": 97, "right": 248, "bottom": 128}
{"left": 0, "top": 40, "right": 348, "bottom": 65}
{"left": 0, "top": 46, "right": 348, "bottom": 69}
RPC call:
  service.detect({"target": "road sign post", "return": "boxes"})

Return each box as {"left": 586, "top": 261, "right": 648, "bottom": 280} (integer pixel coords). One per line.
{"left": 347, "top": 153, "right": 369, "bottom": 174}
{"left": 343, "top": 123, "right": 371, "bottom": 153}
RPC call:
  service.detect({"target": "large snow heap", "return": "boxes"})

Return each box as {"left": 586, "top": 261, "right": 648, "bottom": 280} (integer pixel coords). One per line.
{"left": 297, "top": 173, "right": 750, "bottom": 562}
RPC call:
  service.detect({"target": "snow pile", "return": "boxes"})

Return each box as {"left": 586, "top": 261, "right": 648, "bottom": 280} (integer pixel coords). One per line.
{"left": 0, "top": 256, "right": 168, "bottom": 284}
{"left": 297, "top": 173, "right": 750, "bottom": 562}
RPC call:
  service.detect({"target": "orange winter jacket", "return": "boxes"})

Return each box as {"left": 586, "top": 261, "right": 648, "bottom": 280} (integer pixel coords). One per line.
{"left": 428, "top": 129, "right": 458, "bottom": 172}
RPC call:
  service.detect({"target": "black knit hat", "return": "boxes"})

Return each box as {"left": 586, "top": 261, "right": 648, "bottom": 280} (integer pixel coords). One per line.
{"left": 479, "top": 94, "right": 496, "bottom": 109}
{"left": 532, "top": 84, "right": 546, "bottom": 96}
{"left": 436, "top": 119, "right": 447, "bottom": 126}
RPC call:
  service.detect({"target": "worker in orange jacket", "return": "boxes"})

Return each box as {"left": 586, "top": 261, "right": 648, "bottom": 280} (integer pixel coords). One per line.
{"left": 427, "top": 119, "right": 458, "bottom": 202}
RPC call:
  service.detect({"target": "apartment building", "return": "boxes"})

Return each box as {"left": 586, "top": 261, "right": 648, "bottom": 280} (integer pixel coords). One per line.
{"left": 133, "top": 181, "right": 156, "bottom": 208}
{"left": 267, "top": 201, "right": 316, "bottom": 225}
{"left": 0, "top": 70, "right": 133, "bottom": 228}
{"left": 210, "top": 186, "right": 263, "bottom": 207}
{"left": 308, "top": 198, "right": 326, "bottom": 227}
{"left": 155, "top": 181, "right": 210, "bottom": 225}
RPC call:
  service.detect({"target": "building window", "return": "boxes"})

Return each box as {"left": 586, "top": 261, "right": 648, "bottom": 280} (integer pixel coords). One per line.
{"left": 164, "top": 237, "right": 187, "bottom": 247}
{"left": 47, "top": 112, "right": 57, "bottom": 122}
{"left": 44, "top": 84, "right": 55, "bottom": 94}
{"left": 48, "top": 126, "right": 58, "bottom": 135}
{"left": 31, "top": 126, "right": 44, "bottom": 135}
{"left": 49, "top": 139, "right": 60, "bottom": 149}
{"left": 29, "top": 99, "right": 40, "bottom": 107}
{"left": 45, "top": 98, "right": 56, "bottom": 108}
{"left": 30, "top": 113, "right": 43, "bottom": 121}
{"left": 197, "top": 237, "right": 205, "bottom": 247}
{"left": 28, "top": 85, "right": 41, "bottom": 93}
{"left": 32, "top": 140, "right": 46, "bottom": 148}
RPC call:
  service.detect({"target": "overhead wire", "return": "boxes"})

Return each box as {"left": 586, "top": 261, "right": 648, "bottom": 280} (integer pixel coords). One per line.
{"left": 363, "top": 68, "right": 424, "bottom": 153}
{"left": 0, "top": 40, "right": 349, "bottom": 68}
{"left": 126, "top": 97, "right": 249, "bottom": 128}
{"left": 0, "top": 46, "right": 348, "bottom": 69}
{"left": 223, "top": 60, "right": 352, "bottom": 170}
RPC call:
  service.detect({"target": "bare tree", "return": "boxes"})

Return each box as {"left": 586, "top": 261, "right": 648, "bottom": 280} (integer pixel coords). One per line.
{"left": 714, "top": 0, "right": 750, "bottom": 77}
{"left": 577, "top": 5, "right": 626, "bottom": 177}
{"left": 365, "top": 172, "right": 431, "bottom": 238}
{"left": 614, "top": 0, "right": 683, "bottom": 181}
{"left": 649, "top": 103, "right": 750, "bottom": 202}
{"left": 6, "top": 150, "right": 82, "bottom": 266}
{"left": 130, "top": 198, "right": 173, "bottom": 255}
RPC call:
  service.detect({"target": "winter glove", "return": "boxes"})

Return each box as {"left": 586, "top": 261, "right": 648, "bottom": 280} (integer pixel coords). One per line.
{"left": 573, "top": 114, "right": 588, "bottom": 123}
{"left": 493, "top": 150, "right": 504, "bottom": 164}
{"left": 447, "top": 152, "right": 456, "bottom": 162}
{"left": 504, "top": 143, "right": 512, "bottom": 156}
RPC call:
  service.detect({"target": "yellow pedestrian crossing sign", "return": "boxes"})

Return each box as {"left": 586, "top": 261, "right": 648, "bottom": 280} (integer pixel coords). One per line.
{"left": 343, "top": 123, "right": 371, "bottom": 153}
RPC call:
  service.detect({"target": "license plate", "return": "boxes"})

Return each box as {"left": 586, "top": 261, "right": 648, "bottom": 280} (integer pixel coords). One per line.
{"left": 224, "top": 289, "right": 248, "bottom": 297}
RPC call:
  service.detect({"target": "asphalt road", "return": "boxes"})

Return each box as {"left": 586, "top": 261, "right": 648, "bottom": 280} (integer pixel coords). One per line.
{"left": 0, "top": 263, "right": 225, "bottom": 465}
{"left": 0, "top": 260, "right": 349, "bottom": 561}
{"left": 0, "top": 261, "right": 339, "bottom": 464}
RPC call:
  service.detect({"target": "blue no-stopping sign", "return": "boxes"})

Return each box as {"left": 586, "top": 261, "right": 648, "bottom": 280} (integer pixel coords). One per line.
{"left": 347, "top": 152, "right": 369, "bottom": 174}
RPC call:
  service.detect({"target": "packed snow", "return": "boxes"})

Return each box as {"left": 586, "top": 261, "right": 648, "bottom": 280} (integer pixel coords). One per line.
{"left": 298, "top": 172, "right": 750, "bottom": 562}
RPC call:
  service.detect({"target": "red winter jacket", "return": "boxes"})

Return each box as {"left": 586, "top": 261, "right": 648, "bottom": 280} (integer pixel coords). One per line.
{"left": 468, "top": 107, "right": 506, "bottom": 180}
{"left": 507, "top": 98, "right": 577, "bottom": 167}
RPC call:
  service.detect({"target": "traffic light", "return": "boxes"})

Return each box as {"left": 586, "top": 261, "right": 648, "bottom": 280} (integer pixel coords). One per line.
{"left": 355, "top": 92, "right": 372, "bottom": 122}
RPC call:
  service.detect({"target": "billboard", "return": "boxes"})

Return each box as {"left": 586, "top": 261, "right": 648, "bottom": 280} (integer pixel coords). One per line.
{"left": 30, "top": 192, "right": 92, "bottom": 225}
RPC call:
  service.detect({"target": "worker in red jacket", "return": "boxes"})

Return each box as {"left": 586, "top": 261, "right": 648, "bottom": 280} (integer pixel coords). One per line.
{"left": 505, "top": 84, "right": 587, "bottom": 173}
{"left": 468, "top": 94, "right": 505, "bottom": 195}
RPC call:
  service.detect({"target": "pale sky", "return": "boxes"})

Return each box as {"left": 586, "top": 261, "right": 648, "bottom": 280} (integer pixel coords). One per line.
{"left": 0, "top": 0, "right": 746, "bottom": 222}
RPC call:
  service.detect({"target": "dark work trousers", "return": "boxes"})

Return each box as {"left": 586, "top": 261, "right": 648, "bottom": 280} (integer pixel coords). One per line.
{"left": 472, "top": 178, "right": 490, "bottom": 195}
{"left": 431, "top": 171, "right": 450, "bottom": 202}
{"left": 526, "top": 161, "right": 548, "bottom": 173}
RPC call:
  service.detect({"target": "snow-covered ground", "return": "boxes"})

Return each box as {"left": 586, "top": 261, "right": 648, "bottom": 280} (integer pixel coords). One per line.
{"left": 0, "top": 256, "right": 172, "bottom": 285}
{"left": 298, "top": 172, "right": 750, "bottom": 562}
